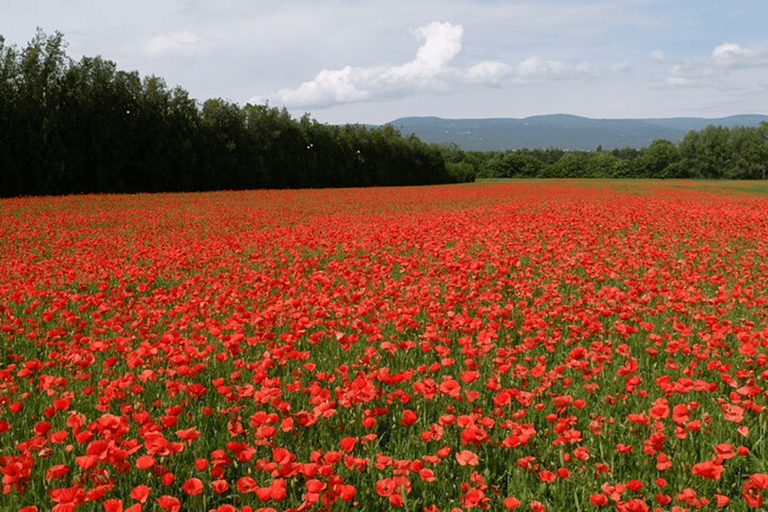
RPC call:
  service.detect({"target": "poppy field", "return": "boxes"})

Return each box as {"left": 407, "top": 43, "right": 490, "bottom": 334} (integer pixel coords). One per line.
{"left": 1, "top": 180, "right": 768, "bottom": 512}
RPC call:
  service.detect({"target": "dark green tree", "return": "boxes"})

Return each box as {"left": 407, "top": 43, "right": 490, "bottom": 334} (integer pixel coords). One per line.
{"left": 677, "top": 125, "right": 732, "bottom": 179}
{"left": 635, "top": 139, "right": 679, "bottom": 178}
{"left": 585, "top": 151, "right": 629, "bottom": 178}
{"left": 545, "top": 151, "right": 591, "bottom": 178}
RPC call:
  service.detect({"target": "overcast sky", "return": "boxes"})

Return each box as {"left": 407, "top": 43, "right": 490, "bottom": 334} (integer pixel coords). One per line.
{"left": 3, "top": 1, "right": 768, "bottom": 124}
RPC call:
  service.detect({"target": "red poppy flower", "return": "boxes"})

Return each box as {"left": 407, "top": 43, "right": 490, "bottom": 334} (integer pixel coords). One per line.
{"left": 401, "top": 409, "right": 418, "bottom": 426}
{"left": 135, "top": 455, "right": 155, "bottom": 470}
{"left": 156, "top": 495, "right": 180, "bottom": 512}
{"left": 102, "top": 499, "right": 123, "bottom": 512}
{"left": 130, "top": 485, "right": 150, "bottom": 503}
{"left": 376, "top": 478, "right": 396, "bottom": 497}
{"left": 692, "top": 460, "right": 724, "bottom": 480}
{"left": 181, "top": 477, "right": 203, "bottom": 495}
{"left": 539, "top": 470, "right": 556, "bottom": 483}
{"left": 338, "top": 483, "right": 355, "bottom": 501}
{"left": 46, "top": 464, "right": 70, "bottom": 481}
{"left": 340, "top": 436, "right": 356, "bottom": 452}
{"left": 456, "top": 450, "right": 479, "bottom": 466}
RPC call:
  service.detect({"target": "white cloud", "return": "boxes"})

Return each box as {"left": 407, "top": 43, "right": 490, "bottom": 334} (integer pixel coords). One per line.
{"left": 252, "top": 21, "right": 466, "bottom": 107}
{"left": 264, "top": 66, "right": 378, "bottom": 106}
{"left": 145, "top": 30, "right": 200, "bottom": 55}
{"left": 712, "top": 42, "right": 748, "bottom": 65}
{"left": 512, "top": 56, "right": 598, "bottom": 82}
{"left": 664, "top": 62, "right": 717, "bottom": 88}
{"left": 251, "top": 21, "right": 620, "bottom": 109}
{"left": 466, "top": 61, "right": 512, "bottom": 85}
{"left": 386, "top": 22, "right": 464, "bottom": 82}
{"left": 711, "top": 41, "right": 768, "bottom": 69}
{"left": 650, "top": 49, "right": 665, "bottom": 62}
{"left": 659, "top": 41, "right": 768, "bottom": 88}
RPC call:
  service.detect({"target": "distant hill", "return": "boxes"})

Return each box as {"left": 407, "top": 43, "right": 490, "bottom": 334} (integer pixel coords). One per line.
{"left": 383, "top": 114, "right": 768, "bottom": 151}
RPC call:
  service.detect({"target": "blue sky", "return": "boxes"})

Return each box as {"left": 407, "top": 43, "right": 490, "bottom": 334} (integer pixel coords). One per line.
{"left": 3, "top": 0, "right": 767, "bottom": 124}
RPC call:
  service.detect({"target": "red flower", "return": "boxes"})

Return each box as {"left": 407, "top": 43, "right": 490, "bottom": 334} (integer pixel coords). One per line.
{"left": 156, "top": 495, "right": 180, "bottom": 512}
{"left": 589, "top": 494, "right": 608, "bottom": 506}
{"left": 211, "top": 479, "right": 229, "bottom": 493}
{"left": 419, "top": 468, "right": 436, "bottom": 482}
{"left": 401, "top": 409, "right": 418, "bottom": 426}
{"left": 237, "top": 476, "right": 258, "bottom": 493}
{"left": 102, "top": 499, "right": 123, "bottom": 512}
{"left": 75, "top": 455, "right": 99, "bottom": 470}
{"left": 692, "top": 460, "right": 724, "bottom": 480}
{"left": 306, "top": 479, "right": 325, "bottom": 493}
{"left": 538, "top": 470, "right": 555, "bottom": 483}
{"left": 175, "top": 427, "right": 200, "bottom": 443}
{"left": 50, "top": 485, "right": 86, "bottom": 507}
{"left": 648, "top": 399, "right": 669, "bottom": 419}
{"left": 256, "top": 486, "right": 272, "bottom": 501}
{"left": 340, "top": 436, "right": 357, "bottom": 452}
{"left": 626, "top": 414, "right": 650, "bottom": 425}
{"left": 130, "top": 484, "right": 151, "bottom": 503}
{"left": 743, "top": 473, "right": 768, "bottom": 507}
{"left": 181, "top": 477, "right": 203, "bottom": 495}
{"left": 456, "top": 450, "right": 479, "bottom": 466}
{"left": 338, "top": 483, "right": 355, "bottom": 501}
{"left": 749, "top": 474, "right": 768, "bottom": 491}
{"left": 135, "top": 455, "right": 155, "bottom": 470}
{"left": 723, "top": 403, "right": 744, "bottom": 423}
{"left": 623, "top": 498, "right": 649, "bottom": 512}
{"left": 46, "top": 464, "right": 70, "bottom": 481}
{"left": 376, "top": 478, "right": 396, "bottom": 497}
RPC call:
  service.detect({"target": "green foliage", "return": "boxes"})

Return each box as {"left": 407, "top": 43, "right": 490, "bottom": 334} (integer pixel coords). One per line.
{"left": 585, "top": 150, "right": 630, "bottom": 178}
{"left": 480, "top": 151, "right": 544, "bottom": 178}
{"left": 635, "top": 139, "right": 680, "bottom": 178}
{"left": 446, "top": 161, "right": 476, "bottom": 182}
{"left": 444, "top": 125, "right": 768, "bottom": 181}
{"left": 545, "top": 151, "right": 591, "bottom": 178}
{"left": 677, "top": 126, "right": 732, "bottom": 179}
{"left": 728, "top": 124, "right": 768, "bottom": 179}
{"left": 0, "top": 31, "right": 454, "bottom": 197}
{"left": 611, "top": 147, "right": 641, "bottom": 161}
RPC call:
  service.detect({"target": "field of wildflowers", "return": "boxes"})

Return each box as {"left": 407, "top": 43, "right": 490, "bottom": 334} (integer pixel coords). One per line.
{"left": 1, "top": 180, "right": 767, "bottom": 512}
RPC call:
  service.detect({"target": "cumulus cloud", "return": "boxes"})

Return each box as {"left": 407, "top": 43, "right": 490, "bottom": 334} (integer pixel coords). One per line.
{"left": 711, "top": 42, "right": 768, "bottom": 68}
{"left": 251, "top": 21, "right": 618, "bottom": 108}
{"left": 659, "top": 41, "right": 768, "bottom": 88}
{"left": 466, "top": 61, "right": 512, "bottom": 85}
{"left": 385, "top": 22, "right": 464, "bottom": 83}
{"left": 145, "top": 30, "right": 200, "bottom": 55}
{"left": 514, "top": 56, "right": 599, "bottom": 81}
{"left": 252, "top": 22, "right": 464, "bottom": 107}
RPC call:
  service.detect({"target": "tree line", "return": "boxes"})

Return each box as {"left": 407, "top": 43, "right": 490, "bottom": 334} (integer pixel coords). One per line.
{"left": 3, "top": 30, "right": 768, "bottom": 198}
{"left": 444, "top": 122, "right": 768, "bottom": 180}
{"left": 0, "top": 30, "right": 460, "bottom": 198}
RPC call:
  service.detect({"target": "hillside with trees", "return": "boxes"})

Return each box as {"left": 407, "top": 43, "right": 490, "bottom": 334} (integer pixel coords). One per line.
{"left": 441, "top": 122, "right": 768, "bottom": 180}
{"left": 388, "top": 114, "right": 768, "bottom": 151}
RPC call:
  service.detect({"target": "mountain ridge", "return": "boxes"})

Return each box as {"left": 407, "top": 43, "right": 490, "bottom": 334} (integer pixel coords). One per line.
{"left": 382, "top": 114, "right": 768, "bottom": 151}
